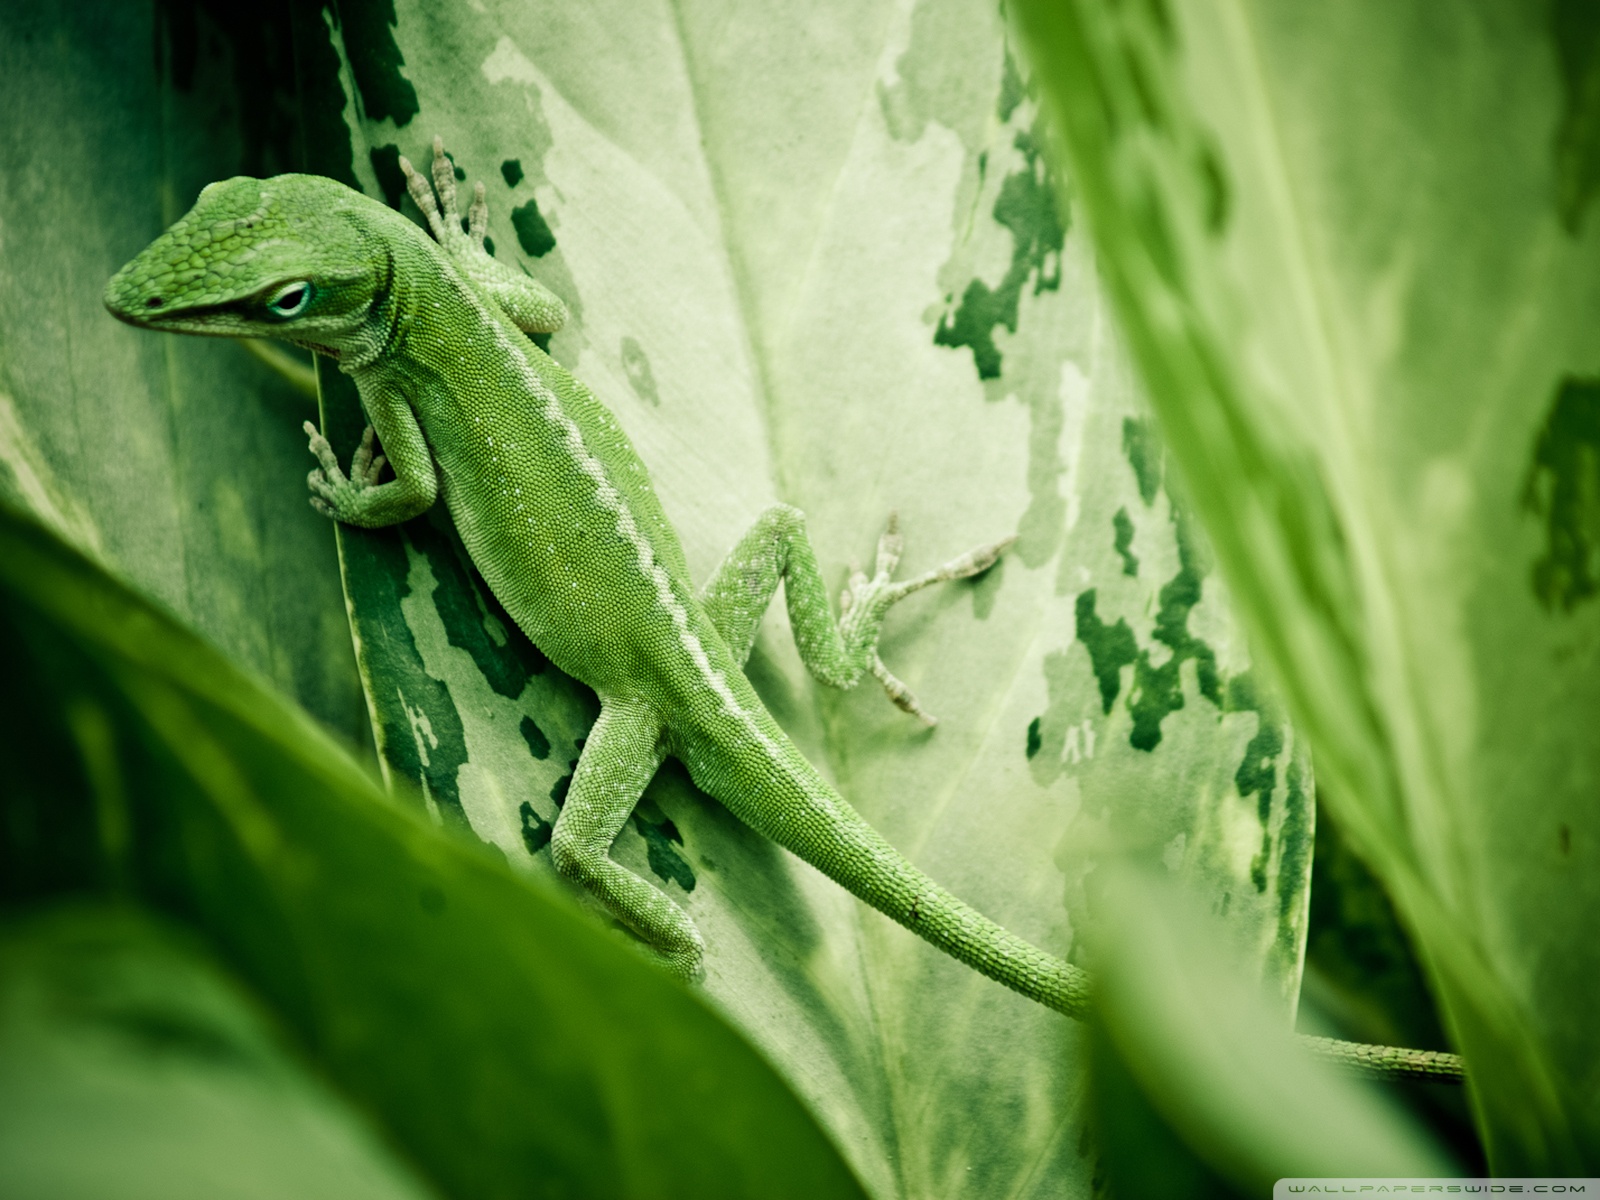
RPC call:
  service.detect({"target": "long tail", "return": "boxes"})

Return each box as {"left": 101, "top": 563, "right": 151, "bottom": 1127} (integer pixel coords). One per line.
{"left": 691, "top": 717, "right": 1465, "bottom": 1082}
{"left": 693, "top": 718, "right": 1092, "bottom": 1019}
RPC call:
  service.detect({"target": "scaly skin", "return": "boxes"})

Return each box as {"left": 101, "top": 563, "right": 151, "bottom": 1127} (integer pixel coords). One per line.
{"left": 1299, "top": 1036, "right": 1466, "bottom": 1083}
{"left": 104, "top": 139, "right": 1462, "bottom": 1082}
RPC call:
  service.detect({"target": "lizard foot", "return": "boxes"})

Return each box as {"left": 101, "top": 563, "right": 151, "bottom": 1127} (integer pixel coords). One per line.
{"left": 304, "top": 421, "right": 387, "bottom": 521}
{"left": 398, "top": 136, "right": 488, "bottom": 257}
{"left": 399, "top": 136, "right": 568, "bottom": 335}
{"left": 838, "top": 514, "right": 1015, "bottom": 726}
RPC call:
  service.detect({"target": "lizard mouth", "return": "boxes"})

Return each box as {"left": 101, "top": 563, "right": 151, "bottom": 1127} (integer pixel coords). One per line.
{"left": 107, "top": 302, "right": 342, "bottom": 360}
{"left": 109, "top": 309, "right": 238, "bottom": 337}
{"left": 103, "top": 294, "right": 261, "bottom": 341}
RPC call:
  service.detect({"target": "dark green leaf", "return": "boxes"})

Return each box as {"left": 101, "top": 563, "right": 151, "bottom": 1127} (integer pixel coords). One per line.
{"left": 0, "top": 904, "right": 437, "bottom": 1200}
{"left": 0, "top": 500, "right": 867, "bottom": 1200}
{"left": 0, "top": 0, "right": 366, "bottom": 744}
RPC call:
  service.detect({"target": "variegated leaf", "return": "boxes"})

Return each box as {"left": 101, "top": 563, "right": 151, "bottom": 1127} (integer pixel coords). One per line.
{"left": 315, "top": 3, "right": 1314, "bottom": 1195}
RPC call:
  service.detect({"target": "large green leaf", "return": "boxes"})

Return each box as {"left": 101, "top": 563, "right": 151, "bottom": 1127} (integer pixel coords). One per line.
{"left": 311, "top": 3, "right": 1318, "bottom": 1194}
{"left": 0, "top": 905, "right": 438, "bottom": 1200}
{"left": 1012, "top": 0, "right": 1600, "bottom": 1170}
{"left": 0, "top": 0, "right": 366, "bottom": 743}
{"left": 0, "top": 499, "right": 868, "bottom": 1199}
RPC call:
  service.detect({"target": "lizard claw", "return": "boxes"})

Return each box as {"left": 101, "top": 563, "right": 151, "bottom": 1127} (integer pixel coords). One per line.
{"left": 347, "top": 425, "right": 386, "bottom": 488}
{"left": 400, "top": 137, "right": 569, "bottom": 335}
{"left": 468, "top": 181, "right": 489, "bottom": 247}
{"left": 429, "top": 135, "right": 459, "bottom": 225}
{"left": 839, "top": 515, "right": 1015, "bottom": 724}
{"left": 874, "top": 511, "right": 904, "bottom": 579}
{"left": 871, "top": 654, "right": 937, "bottom": 727}
{"left": 400, "top": 138, "right": 491, "bottom": 256}
{"left": 304, "top": 422, "right": 385, "bottom": 520}
{"left": 303, "top": 420, "right": 341, "bottom": 476}
{"left": 399, "top": 149, "right": 452, "bottom": 245}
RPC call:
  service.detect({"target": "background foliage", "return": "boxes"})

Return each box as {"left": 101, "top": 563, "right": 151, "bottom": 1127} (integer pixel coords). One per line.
{"left": 1013, "top": 0, "right": 1600, "bottom": 1176}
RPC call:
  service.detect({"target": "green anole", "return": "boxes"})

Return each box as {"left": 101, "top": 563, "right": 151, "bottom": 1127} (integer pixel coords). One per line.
{"left": 105, "top": 139, "right": 1461, "bottom": 1083}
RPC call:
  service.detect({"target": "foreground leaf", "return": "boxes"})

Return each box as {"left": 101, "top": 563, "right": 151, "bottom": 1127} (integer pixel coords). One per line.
{"left": 0, "top": 905, "right": 437, "bottom": 1200}
{"left": 1013, "top": 0, "right": 1600, "bottom": 1169}
{"left": 0, "top": 500, "right": 867, "bottom": 1200}
{"left": 1089, "top": 868, "right": 1455, "bottom": 1194}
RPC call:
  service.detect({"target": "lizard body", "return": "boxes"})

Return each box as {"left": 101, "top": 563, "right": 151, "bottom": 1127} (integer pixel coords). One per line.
{"left": 105, "top": 141, "right": 1463, "bottom": 1082}
{"left": 105, "top": 141, "right": 1088, "bottom": 1014}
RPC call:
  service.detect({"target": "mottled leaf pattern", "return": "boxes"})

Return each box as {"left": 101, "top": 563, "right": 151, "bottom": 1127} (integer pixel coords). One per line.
{"left": 314, "top": 3, "right": 1315, "bottom": 1195}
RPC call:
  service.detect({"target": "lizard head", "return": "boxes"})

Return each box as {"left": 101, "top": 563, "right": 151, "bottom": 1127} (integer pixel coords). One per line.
{"left": 104, "top": 174, "right": 391, "bottom": 359}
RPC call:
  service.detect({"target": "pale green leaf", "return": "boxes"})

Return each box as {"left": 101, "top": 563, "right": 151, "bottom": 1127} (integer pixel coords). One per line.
{"left": 317, "top": 4, "right": 1319, "bottom": 1194}
{"left": 1089, "top": 867, "right": 1455, "bottom": 1193}
{"left": 1012, "top": 0, "right": 1600, "bottom": 1170}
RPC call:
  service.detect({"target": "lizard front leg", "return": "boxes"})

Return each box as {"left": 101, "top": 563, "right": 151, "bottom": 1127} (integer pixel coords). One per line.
{"left": 700, "top": 504, "right": 1012, "bottom": 725}
{"left": 550, "top": 697, "right": 705, "bottom": 979}
{"left": 304, "top": 382, "right": 437, "bottom": 528}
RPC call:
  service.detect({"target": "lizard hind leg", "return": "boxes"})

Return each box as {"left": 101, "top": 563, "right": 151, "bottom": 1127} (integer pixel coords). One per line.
{"left": 549, "top": 697, "right": 705, "bottom": 979}
{"left": 841, "top": 513, "right": 1014, "bottom": 725}
{"left": 700, "top": 504, "right": 1013, "bottom": 725}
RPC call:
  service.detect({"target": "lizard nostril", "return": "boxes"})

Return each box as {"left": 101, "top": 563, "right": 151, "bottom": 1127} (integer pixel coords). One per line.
{"left": 145, "top": 296, "right": 164, "bottom": 308}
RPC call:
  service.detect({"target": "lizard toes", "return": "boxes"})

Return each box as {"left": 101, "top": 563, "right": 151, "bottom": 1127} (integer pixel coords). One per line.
{"left": 307, "top": 469, "right": 343, "bottom": 504}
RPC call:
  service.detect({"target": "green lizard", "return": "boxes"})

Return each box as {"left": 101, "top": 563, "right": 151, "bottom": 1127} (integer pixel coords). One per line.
{"left": 104, "top": 139, "right": 1462, "bottom": 1083}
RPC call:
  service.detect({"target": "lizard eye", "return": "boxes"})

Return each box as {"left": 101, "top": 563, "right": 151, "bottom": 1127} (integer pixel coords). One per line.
{"left": 266, "top": 281, "right": 314, "bottom": 318}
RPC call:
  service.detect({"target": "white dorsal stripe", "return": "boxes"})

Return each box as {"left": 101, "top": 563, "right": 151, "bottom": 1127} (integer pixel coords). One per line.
{"left": 432, "top": 253, "right": 781, "bottom": 759}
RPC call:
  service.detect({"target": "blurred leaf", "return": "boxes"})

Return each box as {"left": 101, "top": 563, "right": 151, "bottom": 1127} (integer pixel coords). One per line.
{"left": 302, "top": 2, "right": 1318, "bottom": 1194}
{"left": 1012, "top": 0, "right": 1600, "bottom": 1170}
{"left": 1302, "top": 796, "right": 1449, "bottom": 1056}
{"left": 1300, "top": 801, "right": 1486, "bottom": 1171}
{"left": 0, "top": 904, "right": 438, "bottom": 1200}
{"left": 0, "top": 499, "right": 868, "bottom": 1200}
{"left": 1089, "top": 867, "right": 1455, "bottom": 1194}
{"left": 0, "top": 0, "right": 366, "bottom": 742}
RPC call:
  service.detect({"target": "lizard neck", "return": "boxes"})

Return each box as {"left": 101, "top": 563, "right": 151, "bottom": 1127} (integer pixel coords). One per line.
{"left": 335, "top": 236, "right": 413, "bottom": 374}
